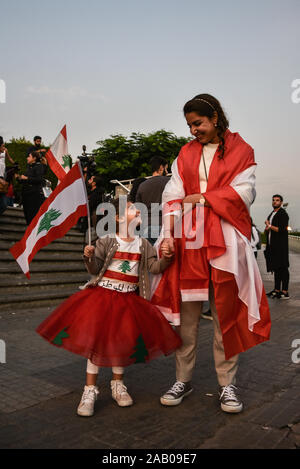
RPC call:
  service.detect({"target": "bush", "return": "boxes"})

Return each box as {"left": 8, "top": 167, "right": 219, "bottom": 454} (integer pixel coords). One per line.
{"left": 93, "top": 130, "right": 190, "bottom": 191}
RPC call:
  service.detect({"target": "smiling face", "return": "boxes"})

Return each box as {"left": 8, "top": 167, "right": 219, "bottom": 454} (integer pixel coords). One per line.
{"left": 185, "top": 111, "right": 219, "bottom": 144}
{"left": 125, "top": 202, "right": 141, "bottom": 226}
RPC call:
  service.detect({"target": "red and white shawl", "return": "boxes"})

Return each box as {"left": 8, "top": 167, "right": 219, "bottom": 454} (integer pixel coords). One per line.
{"left": 151, "top": 129, "right": 271, "bottom": 360}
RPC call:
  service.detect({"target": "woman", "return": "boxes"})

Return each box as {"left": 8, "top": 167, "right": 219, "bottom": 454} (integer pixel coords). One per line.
{"left": 17, "top": 151, "right": 45, "bottom": 225}
{"left": 151, "top": 94, "right": 271, "bottom": 413}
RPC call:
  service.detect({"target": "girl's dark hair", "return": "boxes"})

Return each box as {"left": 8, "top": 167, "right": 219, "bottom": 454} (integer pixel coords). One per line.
{"left": 183, "top": 93, "right": 229, "bottom": 158}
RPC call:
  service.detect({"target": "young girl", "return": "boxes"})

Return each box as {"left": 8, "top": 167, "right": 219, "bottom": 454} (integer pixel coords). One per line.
{"left": 36, "top": 198, "right": 181, "bottom": 417}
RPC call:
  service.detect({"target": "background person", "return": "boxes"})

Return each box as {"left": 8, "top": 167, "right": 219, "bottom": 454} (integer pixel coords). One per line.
{"left": 27, "top": 135, "right": 47, "bottom": 157}
{"left": 264, "top": 195, "right": 290, "bottom": 299}
{"left": 136, "top": 156, "right": 169, "bottom": 244}
{"left": 16, "top": 151, "right": 45, "bottom": 225}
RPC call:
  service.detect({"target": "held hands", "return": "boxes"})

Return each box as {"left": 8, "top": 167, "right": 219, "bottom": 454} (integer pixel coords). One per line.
{"left": 161, "top": 236, "right": 175, "bottom": 259}
{"left": 84, "top": 245, "right": 95, "bottom": 258}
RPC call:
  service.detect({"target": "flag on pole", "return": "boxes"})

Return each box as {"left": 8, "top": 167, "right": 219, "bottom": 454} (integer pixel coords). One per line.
{"left": 10, "top": 163, "right": 88, "bottom": 279}
{"left": 46, "top": 125, "right": 71, "bottom": 181}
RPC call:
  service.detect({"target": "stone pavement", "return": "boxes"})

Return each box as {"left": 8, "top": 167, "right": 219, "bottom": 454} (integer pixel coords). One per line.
{"left": 0, "top": 251, "right": 299, "bottom": 449}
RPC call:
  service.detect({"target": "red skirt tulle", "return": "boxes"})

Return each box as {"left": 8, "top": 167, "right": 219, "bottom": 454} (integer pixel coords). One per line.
{"left": 36, "top": 286, "right": 182, "bottom": 367}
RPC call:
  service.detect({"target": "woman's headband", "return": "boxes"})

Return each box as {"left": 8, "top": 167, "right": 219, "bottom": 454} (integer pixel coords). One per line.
{"left": 194, "top": 98, "right": 216, "bottom": 112}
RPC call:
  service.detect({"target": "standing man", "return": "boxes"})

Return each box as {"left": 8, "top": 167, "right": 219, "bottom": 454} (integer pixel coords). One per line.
{"left": 265, "top": 195, "right": 290, "bottom": 299}
{"left": 136, "top": 156, "right": 169, "bottom": 244}
{"left": 27, "top": 136, "right": 47, "bottom": 156}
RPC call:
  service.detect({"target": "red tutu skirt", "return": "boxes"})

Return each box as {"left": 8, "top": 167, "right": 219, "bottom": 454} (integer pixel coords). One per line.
{"left": 36, "top": 286, "right": 182, "bottom": 367}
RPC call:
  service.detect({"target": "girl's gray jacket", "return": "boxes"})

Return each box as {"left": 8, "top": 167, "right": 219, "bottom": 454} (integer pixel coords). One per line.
{"left": 84, "top": 235, "right": 172, "bottom": 301}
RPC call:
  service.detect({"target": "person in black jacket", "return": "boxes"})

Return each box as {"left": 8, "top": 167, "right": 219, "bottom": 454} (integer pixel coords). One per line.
{"left": 264, "top": 194, "right": 290, "bottom": 299}
{"left": 16, "top": 151, "right": 46, "bottom": 225}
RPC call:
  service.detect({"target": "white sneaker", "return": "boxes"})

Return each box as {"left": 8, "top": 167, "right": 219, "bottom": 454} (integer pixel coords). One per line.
{"left": 77, "top": 385, "right": 99, "bottom": 417}
{"left": 111, "top": 380, "right": 133, "bottom": 407}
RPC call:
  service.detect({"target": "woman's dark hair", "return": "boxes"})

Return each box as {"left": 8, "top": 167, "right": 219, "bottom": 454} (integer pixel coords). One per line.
{"left": 183, "top": 93, "right": 229, "bottom": 158}
{"left": 30, "top": 151, "right": 41, "bottom": 162}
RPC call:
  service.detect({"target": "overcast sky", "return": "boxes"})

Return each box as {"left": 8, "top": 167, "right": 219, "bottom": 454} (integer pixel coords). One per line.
{"left": 1, "top": 0, "right": 299, "bottom": 229}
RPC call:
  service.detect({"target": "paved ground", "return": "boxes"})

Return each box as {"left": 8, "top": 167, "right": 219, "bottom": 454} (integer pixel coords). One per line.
{"left": 0, "top": 251, "right": 299, "bottom": 449}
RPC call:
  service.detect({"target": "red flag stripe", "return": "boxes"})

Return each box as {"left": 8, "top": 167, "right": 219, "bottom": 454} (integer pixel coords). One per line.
{"left": 113, "top": 252, "right": 141, "bottom": 261}
{"left": 103, "top": 270, "right": 139, "bottom": 284}
{"left": 60, "top": 125, "right": 67, "bottom": 140}
{"left": 46, "top": 149, "right": 67, "bottom": 181}
{"left": 10, "top": 164, "right": 84, "bottom": 259}
{"left": 13, "top": 204, "right": 87, "bottom": 279}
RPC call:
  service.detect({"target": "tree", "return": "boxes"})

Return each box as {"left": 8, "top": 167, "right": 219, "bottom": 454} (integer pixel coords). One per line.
{"left": 119, "top": 260, "right": 131, "bottom": 274}
{"left": 52, "top": 327, "right": 69, "bottom": 346}
{"left": 130, "top": 334, "right": 149, "bottom": 363}
{"left": 93, "top": 130, "right": 190, "bottom": 191}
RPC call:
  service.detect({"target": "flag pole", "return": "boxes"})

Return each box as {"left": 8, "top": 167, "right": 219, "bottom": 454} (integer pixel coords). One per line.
{"left": 77, "top": 162, "right": 92, "bottom": 250}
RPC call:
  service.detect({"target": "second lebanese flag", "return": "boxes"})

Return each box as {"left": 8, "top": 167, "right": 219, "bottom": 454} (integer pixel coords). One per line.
{"left": 10, "top": 163, "right": 88, "bottom": 279}
{"left": 46, "top": 125, "right": 70, "bottom": 181}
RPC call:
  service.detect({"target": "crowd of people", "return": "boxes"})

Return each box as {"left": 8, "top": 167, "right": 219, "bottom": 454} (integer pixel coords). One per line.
{"left": 0, "top": 135, "right": 48, "bottom": 222}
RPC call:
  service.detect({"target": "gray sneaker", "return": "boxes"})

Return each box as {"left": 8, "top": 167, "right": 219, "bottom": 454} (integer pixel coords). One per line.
{"left": 160, "top": 381, "right": 193, "bottom": 406}
{"left": 219, "top": 385, "right": 243, "bottom": 413}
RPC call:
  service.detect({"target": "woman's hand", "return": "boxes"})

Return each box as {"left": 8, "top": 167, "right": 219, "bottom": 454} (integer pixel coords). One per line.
{"left": 182, "top": 194, "right": 202, "bottom": 207}
{"left": 84, "top": 245, "right": 95, "bottom": 258}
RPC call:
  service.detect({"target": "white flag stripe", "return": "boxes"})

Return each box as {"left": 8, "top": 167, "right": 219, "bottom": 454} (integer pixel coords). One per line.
{"left": 51, "top": 131, "right": 68, "bottom": 166}
{"left": 16, "top": 178, "right": 86, "bottom": 273}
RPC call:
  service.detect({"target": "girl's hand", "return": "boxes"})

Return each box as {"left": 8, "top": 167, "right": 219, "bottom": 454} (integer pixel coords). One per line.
{"left": 161, "top": 237, "right": 175, "bottom": 256}
{"left": 19, "top": 175, "right": 28, "bottom": 180}
{"left": 84, "top": 245, "right": 95, "bottom": 258}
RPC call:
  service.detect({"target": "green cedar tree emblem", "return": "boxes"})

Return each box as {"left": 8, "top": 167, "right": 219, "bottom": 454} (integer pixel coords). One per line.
{"left": 52, "top": 328, "right": 69, "bottom": 346}
{"left": 37, "top": 208, "right": 62, "bottom": 234}
{"left": 119, "top": 260, "right": 131, "bottom": 274}
{"left": 130, "top": 334, "right": 149, "bottom": 363}
{"left": 62, "top": 154, "right": 72, "bottom": 169}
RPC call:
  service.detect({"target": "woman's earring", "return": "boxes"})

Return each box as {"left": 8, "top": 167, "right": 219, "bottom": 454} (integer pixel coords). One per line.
{"left": 214, "top": 123, "right": 218, "bottom": 127}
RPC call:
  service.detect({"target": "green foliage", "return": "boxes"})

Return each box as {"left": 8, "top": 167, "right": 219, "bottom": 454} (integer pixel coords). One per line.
{"left": 5, "top": 137, "right": 58, "bottom": 199}
{"left": 261, "top": 231, "right": 267, "bottom": 244}
{"left": 93, "top": 130, "right": 190, "bottom": 190}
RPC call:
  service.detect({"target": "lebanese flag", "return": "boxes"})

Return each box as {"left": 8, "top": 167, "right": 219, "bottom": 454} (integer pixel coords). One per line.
{"left": 151, "top": 130, "right": 271, "bottom": 359}
{"left": 46, "top": 125, "right": 70, "bottom": 181}
{"left": 10, "top": 163, "right": 88, "bottom": 279}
